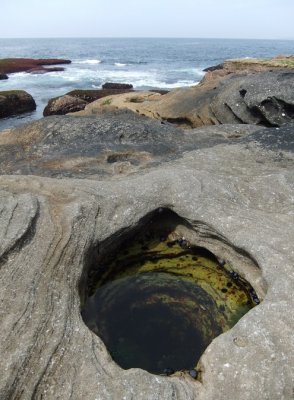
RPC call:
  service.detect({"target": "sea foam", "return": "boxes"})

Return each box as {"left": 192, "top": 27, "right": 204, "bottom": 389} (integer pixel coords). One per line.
{"left": 74, "top": 59, "right": 102, "bottom": 65}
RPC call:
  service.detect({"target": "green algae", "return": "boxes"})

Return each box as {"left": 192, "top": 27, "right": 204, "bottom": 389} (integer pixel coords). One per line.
{"left": 102, "top": 98, "right": 112, "bottom": 106}
{"left": 82, "top": 211, "right": 259, "bottom": 375}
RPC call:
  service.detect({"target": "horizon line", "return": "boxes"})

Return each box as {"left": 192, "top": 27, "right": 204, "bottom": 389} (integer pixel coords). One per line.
{"left": 1, "top": 36, "right": 294, "bottom": 41}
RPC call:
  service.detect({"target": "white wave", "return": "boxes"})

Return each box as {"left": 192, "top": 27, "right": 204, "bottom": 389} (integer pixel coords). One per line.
{"left": 115, "top": 63, "right": 127, "bottom": 67}
{"left": 133, "top": 79, "right": 198, "bottom": 89}
{"left": 74, "top": 59, "right": 101, "bottom": 65}
{"left": 172, "top": 67, "right": 205, "bottom": 76}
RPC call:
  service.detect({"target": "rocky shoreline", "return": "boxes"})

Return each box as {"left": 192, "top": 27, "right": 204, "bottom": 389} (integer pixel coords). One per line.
{"left": 0, "top": 56, "right": 294, "bottom": 400}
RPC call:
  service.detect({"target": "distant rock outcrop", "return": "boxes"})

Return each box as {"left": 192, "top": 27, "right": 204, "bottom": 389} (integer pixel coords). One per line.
{"left": 202, "top": 55, "right": 294, "bottom": 82}
{"left": 102, "top": 82, "right": 133, "bottom": 90}
{"left": 0, "top": 90, "right": 36, "bottom": 118}
{"left": 0, "top": 58, "right": 71, "bottom": 76}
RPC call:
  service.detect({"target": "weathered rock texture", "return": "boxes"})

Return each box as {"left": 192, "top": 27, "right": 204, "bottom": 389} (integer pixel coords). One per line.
{"left": 0, "top": 90, "right": 36, "bottom": 118}
{"left": 0, "top": 58, "right": 71, "bottom": 76}
{"left": 0, "top": 114, "right": 293, "bottom": 400}
{"left": 0, "top": 112, "right": 262, "bottom": 178}
{"left": 76, "top": 71, "right": 294, "bottom": 128}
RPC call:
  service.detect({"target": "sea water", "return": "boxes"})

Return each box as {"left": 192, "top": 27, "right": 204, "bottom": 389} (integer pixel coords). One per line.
{"left": 0, "top": 37, "right": 293, "bottom": 130}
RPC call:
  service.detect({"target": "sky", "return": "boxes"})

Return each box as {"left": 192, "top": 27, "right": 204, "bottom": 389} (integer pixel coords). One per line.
{"left": 0, "top": 0, "right": 293, "bottom": 40}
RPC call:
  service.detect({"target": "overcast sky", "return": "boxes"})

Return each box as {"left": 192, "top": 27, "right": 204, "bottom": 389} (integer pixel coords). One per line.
{"left": 0, "top": 0, "right": 293, "bottom": 39}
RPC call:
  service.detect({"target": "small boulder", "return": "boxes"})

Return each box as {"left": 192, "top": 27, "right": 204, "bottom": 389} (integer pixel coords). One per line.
{"left": 102, "top": 82, "right": 133, "bottom": 90}
{"left": 0, "top": 90, "right": 36, "bottom": 118}
{"left": 43, "top": 95, "right": 87, "bottom": 116}
{"left": 0, "top": 73, "right": 8, "bottom": 80}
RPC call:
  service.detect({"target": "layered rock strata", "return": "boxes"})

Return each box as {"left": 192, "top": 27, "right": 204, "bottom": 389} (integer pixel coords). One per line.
{"left": 0, "top": 113, "right": 293, "bottom": 400}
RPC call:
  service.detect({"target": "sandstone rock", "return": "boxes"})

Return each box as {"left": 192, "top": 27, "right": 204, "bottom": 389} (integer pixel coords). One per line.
{"left": 202, "top": 55, "right": 294, "bottom": 83}
{"left": 78, "top": 71, "right": 294, "bottom": 128}
{"left": 0, "top": 115, "right": 293, "bottom": 399}
{"left": 74, "top": 91, "right": 165, "bottom": 120}
{"left": 0, "top": 58, "right": 71, "bottom": 75}
{"left": 43, "top": 95, "right": 87, "bottom": 116}
{"left": 102, "top": 82, "right": 133, "bottom": 89}
{"left": 0, "top": 73, "right": 8, "bottom": 80}
{"left": 0, "top": 90, "right": 36, "bottom": 118}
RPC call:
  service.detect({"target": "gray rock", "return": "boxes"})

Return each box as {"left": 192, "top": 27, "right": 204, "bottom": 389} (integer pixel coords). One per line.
{"left": 0, "top": 115, "right": 293, "bottom": 399}
{"left": 211, "top": 71, "right": 294, "bottom": 126}
{"left": 0, "top": 111, "right": 262, "bottom": 178}
{"left": 0, "top": 73, "right": 8, "bottom": 80}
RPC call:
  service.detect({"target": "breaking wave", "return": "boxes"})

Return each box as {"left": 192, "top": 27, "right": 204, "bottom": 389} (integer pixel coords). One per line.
{"left": 74, "top": 59, "right": 102, "bottom": 65}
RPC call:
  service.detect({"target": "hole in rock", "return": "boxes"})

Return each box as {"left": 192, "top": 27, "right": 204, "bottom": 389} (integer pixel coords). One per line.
{"left": 81, "top": 209, "right": 262, "bottom": 376}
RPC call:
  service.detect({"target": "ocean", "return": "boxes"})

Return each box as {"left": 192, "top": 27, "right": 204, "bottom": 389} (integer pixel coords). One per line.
{"left": 0, "top": 37, "right": 294, "bottom": 130}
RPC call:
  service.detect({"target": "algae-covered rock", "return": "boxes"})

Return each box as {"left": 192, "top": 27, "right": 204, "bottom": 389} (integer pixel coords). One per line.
{"left": 82, "top": 210, "right": 259, "bottom": 375}
{"left": 0, "top": 90, "right": 36, "bottom": 118}
{"left": 0, "top": 58, "right": 71, "bottom": 75}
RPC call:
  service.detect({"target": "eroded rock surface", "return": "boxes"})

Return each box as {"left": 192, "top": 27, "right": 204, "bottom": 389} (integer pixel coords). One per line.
{"left": 0, "top": 115, "right": 293, "bottom": 400}
{"left": 77, "top": 71, "right": 294, "bottom": 128}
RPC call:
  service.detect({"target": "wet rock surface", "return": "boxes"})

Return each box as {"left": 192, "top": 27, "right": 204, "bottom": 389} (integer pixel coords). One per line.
{"left": 0, "top": 73, "right": 8, "bottom": 80}
{"left": 82, "top": 210, "right": 260, "bottom": 375}
{"left": 0, "top": 90, "right": 36, "bottom": 118}
{"left": 0, "top": 113, "right": 294, "bottom": 400}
